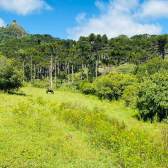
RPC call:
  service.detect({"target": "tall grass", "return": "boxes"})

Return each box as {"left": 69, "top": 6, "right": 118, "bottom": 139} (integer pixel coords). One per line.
{"left": 54, "top": 101, "right": 168, "bottom": 167}
{"left": 0, "top": 95, "right": 116, "bottom": 167}
{"left": 1, "top": 87, "right": 168, "bottom": 167}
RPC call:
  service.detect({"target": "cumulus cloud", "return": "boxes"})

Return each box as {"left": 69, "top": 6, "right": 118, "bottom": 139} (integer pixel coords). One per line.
{"left": 67, "top": 0, "right": 164, "bottom": 40}
{"left": 0, "top": 0, "right": 52, "bottom": 15}
{"left": 0, "top": 18, "right": 5, "bottom": 27}
{"left": 134, "top": 0, "right": 168, "bottom": 19}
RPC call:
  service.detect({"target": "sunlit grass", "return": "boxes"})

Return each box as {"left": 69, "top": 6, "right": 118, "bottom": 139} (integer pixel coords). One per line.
{"left": 0, "top": 86, "right": 167, "bottom": 167}
{"left": 20, "top": 87, "right": 161, "bottom": 132}
{"left": 0, "top": 88, "right": 116, "bottom": 167}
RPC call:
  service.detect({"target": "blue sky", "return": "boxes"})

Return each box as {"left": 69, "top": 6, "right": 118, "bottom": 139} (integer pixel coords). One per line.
{"left": 0, "top": 0, "right": 168, "bottom": 40}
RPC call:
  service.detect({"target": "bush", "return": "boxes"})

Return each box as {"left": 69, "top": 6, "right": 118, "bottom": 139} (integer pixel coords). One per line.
{"left": 0, "top": 55, "right": 23, "bottom": 91}
{"left": 81, "top": 82, "right": 96, "bottom": 95}
{"left": 134, "top": 57, "right": 168, "bottom": 81}
{"left": 94, "top": 72, "right": 136, "bottom": 100}
{"left": 116, "top": 63, "right": 136, "bottom": 75}
{"left": 136, "top": 69, "right": 168, "bottom": 121}
{"left": 122, "top": 85, "right": 137, "bottom": 107}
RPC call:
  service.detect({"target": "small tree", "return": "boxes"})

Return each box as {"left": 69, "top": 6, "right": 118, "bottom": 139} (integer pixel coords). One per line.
{"left": 0, "top": 55, "right": 23, "bottom": 92}
{"left": 94, "top": 72, "right": 136, "bottom": 100}
{"left": 137, "top": 69, "right": 168, "bottom": 122}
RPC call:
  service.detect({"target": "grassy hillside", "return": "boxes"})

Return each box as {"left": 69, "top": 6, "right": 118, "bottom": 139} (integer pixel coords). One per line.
{"left": 0, "top": 87, "right": 168, "bottom": 167}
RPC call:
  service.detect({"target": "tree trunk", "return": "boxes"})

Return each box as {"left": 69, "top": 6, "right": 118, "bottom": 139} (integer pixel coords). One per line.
{"left": 86, "top": 64, "right": 89, "bottom": 80}
{"left": 68, "top": 62, "right": 70, "bottom": 86}
{"left": 95, "top": 59, "right": 98, "bottom": 78}
{"left": 72, "top": 64, "right": 74, "bottom": 90}
{"left": 58, "top": 61, "right": 60, "bottom": 75}
{"left": 47, "top": 68, "right": 49, "bottom": 79}
{"left": 60, "top": 62, "right": 62, "bottom": 74}
{"left": 37, "top": 66, "right": 39, "bottom": 79}
{"left": 22, "top": 60, "right": 24, "bottom": 82}
{"left": 40, "top": 65, "right": 43, "bottom": 79}
{"left": 37, "top": 66, "right": 40, "bottom": 79}
{"left": 162, "top": 49, "right": 165, "bottom": 59}
{"left": 117, "top": 57, "right": 120, "bottom": 66}
{"left": 81, "top": 63, "right": 83, "bottom": 81}
{"left": 55, "top": 58, "right": 57, "bottom": 88}
{"left": 34, "top": 64, "right": 36, "bottom": 80}
{"left": 50, "top": 55, "right": 53, "bottom": 90}
{"left": 45, "top": 68, "right": 47, "bottom": 79}
{"left": 31, "top": 54, "right": 32, "bottom": 82}
{"left": 64, "top": 62, "right": 67, "bottom": 74}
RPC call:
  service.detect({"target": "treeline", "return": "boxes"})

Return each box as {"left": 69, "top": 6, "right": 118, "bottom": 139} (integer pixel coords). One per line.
{"left": 1, "top": 33, "right": 168, "bottom": 84}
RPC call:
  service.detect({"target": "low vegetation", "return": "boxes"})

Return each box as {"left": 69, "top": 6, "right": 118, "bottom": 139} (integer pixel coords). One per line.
{"left": 0, "top": 87, "right": 168, "bottom": 167}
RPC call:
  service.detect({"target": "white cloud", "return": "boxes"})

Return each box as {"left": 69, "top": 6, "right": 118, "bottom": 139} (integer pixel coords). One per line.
{"left": 75, "top": 12, "right": 86, "bottom": 24}
{"left": 134, "top": 0, "right": 168, "bottom": 19}
{"left": 67, "top": 0, "right": 163, "bottom": 40}
{"left": 0, "top": 0, "right": 52, "bottom": 15}
{"left": 95, "top": 1, "right": 108, "bottom": 12}
{"left": 0, "top": 18, "right": 5, "bottom": 27}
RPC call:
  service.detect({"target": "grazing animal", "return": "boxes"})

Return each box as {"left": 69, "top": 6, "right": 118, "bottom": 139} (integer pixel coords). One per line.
{"left": 46, "top": 89, "right": 54, "bottom": 94}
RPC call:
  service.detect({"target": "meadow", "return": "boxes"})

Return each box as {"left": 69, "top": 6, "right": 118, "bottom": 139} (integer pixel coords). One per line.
{"left": 0, "top": 86, "right": 168, "bottom": 167}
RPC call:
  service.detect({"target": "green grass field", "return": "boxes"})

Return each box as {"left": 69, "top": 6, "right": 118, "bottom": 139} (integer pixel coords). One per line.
{"left": 0, "top": 87, "right": 168, "bottom": 167}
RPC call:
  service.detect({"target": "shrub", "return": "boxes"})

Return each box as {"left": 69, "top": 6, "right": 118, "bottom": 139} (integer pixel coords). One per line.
{"left": 116, "top": 63, "right": 136, "bottom": 74}
{"left": 81, "top": 82, "right": 96, "bottom": 95}
{"left": 136, "top": 69, "right": 168, "bottom": 121}
{"left": 122, "top": 85, "right": 137, "bottom": 107}
{"left": 80, "top": 78, "right": 88, "bottom": 90}
{"left": 94, "top": 72, "right": 136, "bottom": 100}
{"left": 134, "top": 57, "right": 168, "bottom": 81}
{"left": 0, "top": 55, "right": 23, "bottom": 91}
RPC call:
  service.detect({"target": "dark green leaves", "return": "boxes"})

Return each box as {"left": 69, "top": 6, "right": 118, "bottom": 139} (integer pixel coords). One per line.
{"left": 0, "top": 55, "right": 23, "bottom": 91}
{"left": 137, "top": 69, "right": 168, "bottom": 121}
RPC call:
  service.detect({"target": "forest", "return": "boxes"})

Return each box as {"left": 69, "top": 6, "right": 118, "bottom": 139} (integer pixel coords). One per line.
{"left": 1, "top": 21, "right": 168, "bottom": 167}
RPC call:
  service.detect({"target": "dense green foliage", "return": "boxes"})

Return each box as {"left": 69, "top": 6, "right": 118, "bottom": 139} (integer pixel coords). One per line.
{"left": 80, "top": 80, "right": 96, "bottom": 95}
{"left": 0, "top": 55, "right": 23, "bottom": 91}
{"left": 80, "top": 58, "right": 168, "bottom": 122}
{"left": 1, "top": 22, "right": 168, "bottom": 83}
{"left": 0, "top": 21, "right": 29, "bottom": 44}
{"left": 116, "top": 63, "right": 136, "bottom": 74}
{"left": 135, "top": 57, "right": 168, "bottom": 81}
{"left": 137, "top": 69, "right": 168, "bottom": 121}
{"left": 81, "top": 72, "right": 136, "bottom": 100}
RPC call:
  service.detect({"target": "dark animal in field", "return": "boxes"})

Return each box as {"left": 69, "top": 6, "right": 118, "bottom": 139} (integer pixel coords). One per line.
{"left": 46, "top": 89, "right": 54, "bottom": 94}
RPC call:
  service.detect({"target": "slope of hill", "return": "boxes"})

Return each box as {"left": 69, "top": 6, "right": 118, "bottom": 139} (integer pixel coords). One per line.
{"left": 0, "top": 20, "right": 30, "bottom": 44}
{"left": 0, "top": 87, "right": 167, "bottom": 167}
